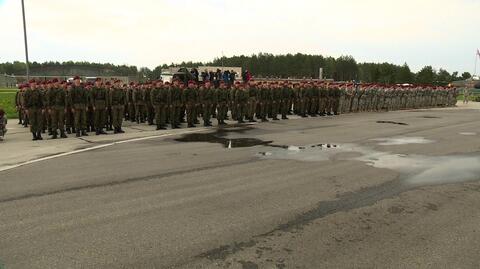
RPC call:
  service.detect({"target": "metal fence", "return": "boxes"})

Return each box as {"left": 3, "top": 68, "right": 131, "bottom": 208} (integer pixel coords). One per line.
{"left": 0, "top": 74, "right": 17, "bottom": 88}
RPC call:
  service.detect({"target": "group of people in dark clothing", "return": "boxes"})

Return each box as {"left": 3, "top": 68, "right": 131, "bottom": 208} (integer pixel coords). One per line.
{"left": 15, "top": 76, "right": 458, "bottom": 141}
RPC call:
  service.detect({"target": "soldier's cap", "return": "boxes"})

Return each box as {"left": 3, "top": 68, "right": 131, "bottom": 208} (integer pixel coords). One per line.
{"left": 129, "top": 82, "right": 135, "bottom": 86}
{"left": 28, "top": 79, "right": 36, "bottom": 84}
{"left": 73, "top": 76, "right": 81, "bottom": 80}
{"left": 105, "top": 81, "right": 112, "bottom": 86}
{"left": 52, "top": 78, "right": 59, "bottom": 83}
{"left": 188, "top": 80, "right": 196, "bottom": 84}
{"left": 95, "top": 78, "right": 102, "bottom": 82}
{"left": 66, "top": 82, "right": 73, "bottom": 86}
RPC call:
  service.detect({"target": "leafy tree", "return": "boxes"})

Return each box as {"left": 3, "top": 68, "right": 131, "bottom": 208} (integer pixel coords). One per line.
{"left": 416, "top": 66, "right": 436, "bottom": 84}
{"left": 395, "top": 63, "right": 414, "bottom": 84}
{"left": 436, "top": 69, "right": 451, "bottom": 85}
{"left": 461, "top": 72, "right": 472, "bottom": 80}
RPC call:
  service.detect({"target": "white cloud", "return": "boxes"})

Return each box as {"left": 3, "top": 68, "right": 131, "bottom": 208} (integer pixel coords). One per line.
{"left": 0, "top": 0, "right": 478, "bottom": 73}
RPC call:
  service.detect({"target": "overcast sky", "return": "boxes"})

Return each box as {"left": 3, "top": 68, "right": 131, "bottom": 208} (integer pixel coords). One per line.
{"left": 0, "top": 0, "right": 478, "bottom": 73}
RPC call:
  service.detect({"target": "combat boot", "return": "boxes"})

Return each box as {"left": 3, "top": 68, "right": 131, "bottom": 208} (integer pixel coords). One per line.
{"left": 96, "top": 128, "right": 101, "bottom": 135}
{"left": 60, "top": 130, "right": 67, "bottom": 138}
{"left": 48, "top": 128, "right": 53, "bottom": 136}
{"left": 118, "top": 128, "right": 125, "bottom": 133}
{"left": 81, "top": 129, "right": 89, "bottom": 136}
{"left": 76, "top": 130, "right": 81, "bottom": 137}
{"left": 32, "top": 132, "right": 38, "bottom": 141}
{"left": 99, "top": 128, "right": 107, "bottom": 135}
{"left": 36, "top": 131, "right": 43, "bottom": 140}
{"left": 52, "top": 131, "right": 58, "bottom": 139}
{"left": 66, "top": 127, "right": 72, "bottom": 134}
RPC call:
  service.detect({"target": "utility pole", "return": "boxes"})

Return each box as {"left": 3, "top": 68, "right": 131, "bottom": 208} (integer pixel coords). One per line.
{"left": 21, "top": 0, "right": 30, "bottom": 80}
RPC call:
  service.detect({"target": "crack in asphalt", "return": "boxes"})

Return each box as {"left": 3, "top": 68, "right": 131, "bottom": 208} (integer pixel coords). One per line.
{"left": 197, "top": 177, "right": 412, "bottom": 262}
{"left": 0, "top": 158, "right": 259, "bottom": 204}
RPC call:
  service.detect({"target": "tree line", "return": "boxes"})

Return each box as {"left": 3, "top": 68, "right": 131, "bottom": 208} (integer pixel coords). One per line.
{"left": 0, "top": 53, "right": 472, "bottom": 85}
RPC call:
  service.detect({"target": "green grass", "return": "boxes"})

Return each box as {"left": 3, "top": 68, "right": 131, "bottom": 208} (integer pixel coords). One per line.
{"left": 0, "top": 88, "right": 17, "bottom": 119}
{"left": 457, "top": 93, "right": 479, "bottom": 101}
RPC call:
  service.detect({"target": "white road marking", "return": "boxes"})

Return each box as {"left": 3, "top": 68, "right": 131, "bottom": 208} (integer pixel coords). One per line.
{"left": 0, "top": 129, "right": 208, "bottom": 172}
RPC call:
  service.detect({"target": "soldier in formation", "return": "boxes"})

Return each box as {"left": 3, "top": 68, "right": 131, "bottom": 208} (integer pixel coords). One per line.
{"left": 17, "top": 77, "right": 458, "bottom": 141}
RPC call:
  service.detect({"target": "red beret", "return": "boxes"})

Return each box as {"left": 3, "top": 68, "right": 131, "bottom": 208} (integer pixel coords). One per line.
{"left": 52, "top": 78, "right": 59, "bottom": 83}
{"left": 188, "top": 80, "right": 196, "bottom": 84}
{"left": 28, "top": 79, "right": 36, "bottom": 84}
{"left": 73, "top": 76, "right": 80, "bottom": 80}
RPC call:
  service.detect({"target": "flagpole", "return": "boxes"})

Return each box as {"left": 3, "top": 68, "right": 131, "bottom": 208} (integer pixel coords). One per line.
{"left": 475, "top": 50, "right": 478, "bottom": 77}
{"left": 21, "top": 0, "right": 30, "bottom": 80}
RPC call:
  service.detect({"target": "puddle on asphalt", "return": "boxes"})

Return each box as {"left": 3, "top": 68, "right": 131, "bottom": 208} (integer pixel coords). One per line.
{"left": 420, "top": 116, "right": 441, "bottom": 119}
{"left": 176, "top": 126, "right": 480, "bottom": 186}
{"left": 459, "top": 132, "right": 477, "bottom": 136}
{"left": 175, "top": 126, "right": 272, "bottom": 148}
{"left": 257, "top": 142, "right": 480, "bottom": 186}
{"left": 371, "top": 137, "right": 434, "bottom": 146}
{"left": 175, "top": 133, "right": 272, "bottom": 148}
{"left": 376, "top": 120, "right": 408, "bottom": 126}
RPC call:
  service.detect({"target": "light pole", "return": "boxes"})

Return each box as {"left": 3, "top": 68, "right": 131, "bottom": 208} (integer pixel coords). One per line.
{"left": 21, "top": 0, "right": 30, "bottom": 80}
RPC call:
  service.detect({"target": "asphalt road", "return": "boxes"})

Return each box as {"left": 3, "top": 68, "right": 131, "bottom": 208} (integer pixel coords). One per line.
{"left": 1, "top": 107, "right": 480, "bottom": 269}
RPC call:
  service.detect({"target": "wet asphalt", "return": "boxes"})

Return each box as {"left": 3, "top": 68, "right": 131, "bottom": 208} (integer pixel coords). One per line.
{"left": 1, "top": 107, "right": 480, "bottom": 269}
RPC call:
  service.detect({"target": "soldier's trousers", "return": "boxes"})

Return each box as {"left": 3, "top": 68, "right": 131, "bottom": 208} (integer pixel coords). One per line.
{"left": 135, "top": 104, "right": 146, "bottom": 121}
{"left": 87, "top": 107, "right": 94, "bottom": 129}
{"left": 281, "top": 101, "right": 289, "bottom": 118}
{"left": 154, "top": 105, "right": 166, "bottom": 127}
{"left": 73, "top": 108, "right": 87, "bottom": 130}
{"left": 258, "top": 103, "right": 267, "bottom": 120}
{"left": 237, "top": 104, "right": 246, "bottom": 121}
{"left": 65, "top": 107, "right": 74, "bottom": 129}
{"left": 22, "top": 109, "right": 29, "bottom": 125}
{"left": 111, "top": 106, "right": 124, "bottom": 128}
{"left": 17, "top": 109, "right": 23, "bottom": 123}
{"left": 318, "top": 98, "right": 326, "bottom": 114}
{"left": 94, "top": 107, "right": 107, "bottom": 130}
{"left": 28, "top": 108, "right": 43, "bottom": 133}
{"left": 247, "top": 100, "right": 256, "bottom": 120}
{"left": 186, "top": 104, "right": 196, "bottom": 125}
{"left": 43, "top": 112, "right": 50, "bottom": 131}
{"left": 202, "top": 104, "right": 212, "bottom": 124}
{"left": 271, "top": 102, "right": 279, "bottom": 119}
{"left": 129, "top": 103, "right": 136, "bottom": 121}
{"left": 230, "top": 102, "right": 237, "bottom": 120}
{"left": 51, "top": 108, "right": 65, "bottom": 132}
{"left": 146, "top": 105, "right": 154, "bottom": 124}
{"left": 170, "top": 106, "right": 180, "bottom": 127}
{"left": 217, "top": 103, "right": 227, "bottom": 123}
